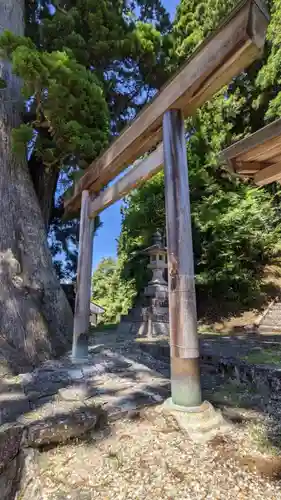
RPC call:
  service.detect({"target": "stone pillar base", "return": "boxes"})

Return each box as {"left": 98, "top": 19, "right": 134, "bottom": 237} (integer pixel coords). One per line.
{"left": 162, "top": 399, "right": 230, "bottom": 443}
{"left": 71, "top": 356, "right": 89, "bottom": 365}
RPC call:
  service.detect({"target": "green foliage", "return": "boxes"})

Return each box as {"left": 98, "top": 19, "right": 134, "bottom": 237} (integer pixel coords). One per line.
{"left": 8, "top": 0, "right": 172, "bottom": 281}
{"left": 256, "top": 0, "right": 281, "bottom": 120}
{"left": 173, "top": 0, "right": 236, "bottom": 62}
{"left": 5, "top": 0, "right": 281, "bottom": 309}
{"left": 92, "top": 258, "right": 136, "bottom": 323}
{"left": 0, "top": 78, "right": 6, "bottom": 89}
{"left": 111, "top": 0, "right": 281, "bottom": 313}
{"left": 118, "top": 162, "right": 281, "bottom": 306}
{"left": 12, "top": 124, "right": 34, "bottom": 156}
{"left": 118, "top": 171, "right": 165, "bottom": 294}
{"left": 1, "top": 1, "right": 172, "bottom": 176}
{"left": 38, "top": 0, "right": 173, "bottom": 133}
{"left": 0, "top": 30, "right": 34, "bottom": 54}
{"left": 241, "top": 348, "right": 281, "bottom": 365}
{"left": 0, "top": 30, "right": 109, "bottom": 168}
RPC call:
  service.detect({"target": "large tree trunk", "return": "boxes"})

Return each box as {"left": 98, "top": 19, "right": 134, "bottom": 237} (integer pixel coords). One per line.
{"left": 0, "top": 1, "right": 73, "bottom": 375}
{"left": 28, "top": 154, "right": 59, "bottom": 228}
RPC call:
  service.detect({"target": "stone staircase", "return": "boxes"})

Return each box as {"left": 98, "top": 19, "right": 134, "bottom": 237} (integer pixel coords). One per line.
{"left": 258, "top": 298, "right": 281, "bottom": 333}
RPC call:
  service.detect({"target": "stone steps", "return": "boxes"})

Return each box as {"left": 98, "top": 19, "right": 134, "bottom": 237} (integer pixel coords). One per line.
{"left": 261, "top": 315, "right": 281, "bottom": 323}
{"left": 262, "top": 313, "right": 281, "bottom": 320}
{"left": 259, "top": 301, "right": 281, "bottom": 333}
{"left": 262, "top": 308, "right": 281, "bottom": 317}
{"left": 264, "top": 320, "right": 281, "bottom": 326}
{"left": 258, "top": 325, "right": 281, "bottom": 333}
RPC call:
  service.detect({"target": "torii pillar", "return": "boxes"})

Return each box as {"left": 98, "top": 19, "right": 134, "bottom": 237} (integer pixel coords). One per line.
{"left": 163, "top": 109, "right": 201, "bottom": 408}
{"left": 72, "top": 190, "right": 94, "bottom": 361}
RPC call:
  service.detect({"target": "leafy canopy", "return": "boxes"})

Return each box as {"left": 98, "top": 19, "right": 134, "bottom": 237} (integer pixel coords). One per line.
{"left": 0, "top": 30, "right": 109, "bottom": 168}
{"left": 0, "top": 0, "right": 173, "bottom": 280}
{"left": 0, "top": 0, "right": 173, "bottom": 173}
{"left": 92, "top": 258, "right": 136, "bottom": 324}
{"left": 95, "top": 0, "right": 281, "bottom": 322}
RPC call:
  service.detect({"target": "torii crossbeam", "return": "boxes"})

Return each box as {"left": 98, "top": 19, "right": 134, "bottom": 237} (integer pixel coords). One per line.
{"left": 64, "top": 0, "right": 268, "bottom": 409}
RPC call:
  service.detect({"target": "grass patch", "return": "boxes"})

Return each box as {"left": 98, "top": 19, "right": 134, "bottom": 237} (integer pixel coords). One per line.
{"left": 198, "top": 325, "right": 222, "bottom": 335}
{"left": 241, "top": 349, "right": 281, "bottom": 366}
{"left": 209, "top": 380, "right": 258, "bottom": 407}
{"left": 248, "top": 422, "right": 281, "bottom": 456}
{"left": 90, "top": 323, "right": 118, "bottom": 333}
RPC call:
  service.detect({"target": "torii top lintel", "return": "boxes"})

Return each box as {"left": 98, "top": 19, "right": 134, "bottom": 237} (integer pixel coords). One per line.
{"left": 64, "top": 0, "right": 269, "bottom": 215}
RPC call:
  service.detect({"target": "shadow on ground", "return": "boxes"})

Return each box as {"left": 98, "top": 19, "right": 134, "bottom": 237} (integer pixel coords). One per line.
{"left": 3, "top": 332, "right": 281, "bottom": 497}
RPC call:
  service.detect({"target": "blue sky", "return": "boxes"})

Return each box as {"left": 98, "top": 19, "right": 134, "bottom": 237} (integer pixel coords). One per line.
{"left": 93, "top": 0, "right": 179, "bottom": 269}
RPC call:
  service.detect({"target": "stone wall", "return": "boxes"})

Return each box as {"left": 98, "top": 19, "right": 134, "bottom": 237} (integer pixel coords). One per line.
{"left": 139, "top": 341, "right": 281, "bottom": 403}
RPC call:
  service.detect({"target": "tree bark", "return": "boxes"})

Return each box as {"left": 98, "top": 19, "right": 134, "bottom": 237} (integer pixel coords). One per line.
{"left": 28, "top": 154, "right": 59, "bottom": 228}
{"left": 0, "top": 0, "right": 73, "bottom": 375}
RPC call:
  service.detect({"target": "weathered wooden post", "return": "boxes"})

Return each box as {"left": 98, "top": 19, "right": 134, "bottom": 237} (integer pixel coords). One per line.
{"left": 72, "top": 190, "right": 94, "bottom": 360}
{"left": 163, "top": 109, "right": 201, "bottom": 408}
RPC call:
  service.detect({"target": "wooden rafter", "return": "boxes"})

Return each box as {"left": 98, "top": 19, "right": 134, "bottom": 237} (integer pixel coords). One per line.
{"left": 254, "top": 161, "right": 281, "bottom": 186}
{"left": 235, "top": 161, "right": 263, "bottom": 174}
{"left": 221, "top": 118, "right": 281, "bottom": 186}
{"left": 64, "top": 0, "right": 268, "bottom": 214}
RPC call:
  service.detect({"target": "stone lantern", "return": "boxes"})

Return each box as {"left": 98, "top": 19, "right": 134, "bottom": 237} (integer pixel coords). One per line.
{"left": 117, "top": 230, "right": 169, "bottom": 338}
{"left": 143, "top": 231, "right": 168, "bottom": 301}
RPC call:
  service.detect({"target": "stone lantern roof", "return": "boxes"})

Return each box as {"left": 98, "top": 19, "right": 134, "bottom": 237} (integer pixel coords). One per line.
{"left": 142, "top": 231, "right": 167, "bottom": 255}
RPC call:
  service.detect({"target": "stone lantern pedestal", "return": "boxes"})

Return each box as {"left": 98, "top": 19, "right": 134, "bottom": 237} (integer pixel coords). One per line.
{"left": 117, "top": 232, "right": 170, "bottom": 339}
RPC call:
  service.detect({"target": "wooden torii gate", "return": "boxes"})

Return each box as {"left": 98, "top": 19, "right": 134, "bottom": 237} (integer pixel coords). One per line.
{"left": 64, "top": 0, "right": 268, "bottom": 409}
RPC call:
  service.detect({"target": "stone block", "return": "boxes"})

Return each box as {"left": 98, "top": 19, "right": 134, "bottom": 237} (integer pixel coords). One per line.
{"left": 0, "top": 392, "right": 30, "bottom": 425}
{"left": 0, "top": 452, "right": 22, "bottom": 499}
{"left": 81, "top": 363, "right": 107, "bottom": 378}
{"left": 67, "top": 368, "right": 84, "bottom": 381}
{"left": 132, "top": 320, "right": 169, "bottom": 338}
{"left": 116, "top": 322, "right": 133, "bottom": 336}
{"left": 15, "top": 449, "right": 43, "bottom": 500}
{"left": 104, "top": 387, "right": 163, "bottom": 421}
{"left": 21, "top": 400, "right": 102, "bottom": 447}
{"left": 162, "top": 400, "right": 230, "bottom": 443}
{"left": 38, "top": 360, "right": 68, "bottom": 371}
{"left": 58, "top": 384, "right": 90, "bottom": 402}
{"left": 21, "top": 370, "right": 71, "bottom": 401}
{"left": 23, "top": 381, "right": 69, "bottom": 402}
{"left": 0, "top": 423, "right": 24, "bottom": 472}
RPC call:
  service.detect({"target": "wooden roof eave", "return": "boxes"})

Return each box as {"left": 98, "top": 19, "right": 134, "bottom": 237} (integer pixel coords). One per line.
{"left": 220, "top": 118, "right": 281, "bottom": 186}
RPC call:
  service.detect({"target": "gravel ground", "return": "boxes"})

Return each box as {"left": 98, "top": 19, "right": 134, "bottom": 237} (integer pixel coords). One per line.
{"left": 31, "top": 333, "right": 281, "bottom": 499}
{"left": 38, "top": 406, "right": 281, "bottom": 500}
